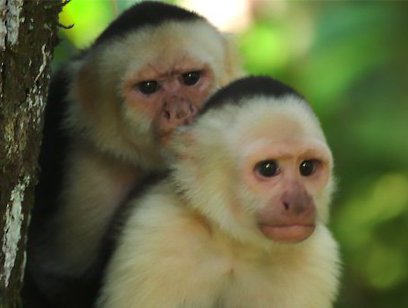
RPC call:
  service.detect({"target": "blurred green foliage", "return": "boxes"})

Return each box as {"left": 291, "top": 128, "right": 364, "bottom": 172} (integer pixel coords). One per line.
{"left": 55, "top": 1, "right": 408, "bottom": 307}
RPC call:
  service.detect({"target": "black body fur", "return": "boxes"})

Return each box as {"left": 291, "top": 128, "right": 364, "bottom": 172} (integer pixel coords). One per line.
{"left": 94, "top": 1, "right": 204, "bottom": 48}
{"left": 200, "top": 76, "right": 304, "bottom": 115}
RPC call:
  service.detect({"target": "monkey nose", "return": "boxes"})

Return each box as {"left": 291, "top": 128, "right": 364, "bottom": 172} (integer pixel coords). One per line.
{"left": 160, "top": 101, "right": 198, "bottom": 135}
{"left": 176, "top": 109, "right": 188, "bottom": 119}
{"left": 281, "top": 192, "right": 311, "bottom": 215}
{"left": 162, "top": 79, "right": 181, "bottom": 93}
{"left": 163, "top": 100, "right": 195, "bottom": 121}
{"left": 281, "top": 201, "right": 305, "bottom": 215}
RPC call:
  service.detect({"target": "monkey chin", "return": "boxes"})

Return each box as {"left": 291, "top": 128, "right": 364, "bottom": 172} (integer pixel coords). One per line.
{"left": 259, "top": 224, "right": 316, "bottom": 243}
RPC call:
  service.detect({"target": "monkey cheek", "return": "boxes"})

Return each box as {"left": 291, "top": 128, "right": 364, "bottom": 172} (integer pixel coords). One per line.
{"left": 259, "top": 224, "right": 316, "bottom": 243}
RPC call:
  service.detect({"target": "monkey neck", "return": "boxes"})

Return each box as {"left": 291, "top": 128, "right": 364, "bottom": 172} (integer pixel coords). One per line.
{"left": 179, "top": 200, "right": 263, "bottom": 256}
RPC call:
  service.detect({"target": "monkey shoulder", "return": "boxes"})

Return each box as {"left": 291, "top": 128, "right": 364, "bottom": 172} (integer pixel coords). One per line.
{"left": 101, "top": 183, "right": 227, "bottom": 306}
{"left": 120, "top": 182, "right": 214, "bottom": 252}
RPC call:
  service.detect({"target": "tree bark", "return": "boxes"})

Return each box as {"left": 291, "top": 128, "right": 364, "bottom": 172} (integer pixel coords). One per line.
{"left": 0, "top": 1, "right": 61, "bottom": 306}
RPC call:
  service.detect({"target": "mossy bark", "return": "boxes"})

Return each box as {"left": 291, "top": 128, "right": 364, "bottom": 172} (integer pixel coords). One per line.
{"left": 0, "top": 1, "right": 61, "bottom": 307}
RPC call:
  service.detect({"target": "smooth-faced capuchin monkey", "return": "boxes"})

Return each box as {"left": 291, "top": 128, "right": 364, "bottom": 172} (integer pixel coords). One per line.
{"left": 24, "top": 1, "right": 241, "bottom": 307}
{"left": 98, "top": 76, "right": 341, "bottom": 308}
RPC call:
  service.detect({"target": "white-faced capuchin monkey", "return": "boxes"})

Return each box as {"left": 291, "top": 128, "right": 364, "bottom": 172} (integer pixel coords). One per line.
{"left": 23, "top": 1, "right": 241, "bottom": 307}
{"left": 98, "top": 76, "right": 341, "bottom": 308}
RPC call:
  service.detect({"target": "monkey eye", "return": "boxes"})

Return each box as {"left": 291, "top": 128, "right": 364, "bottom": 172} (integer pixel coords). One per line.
{"left": 299, "top": 160, "right": 319, "bottom": 176}
{"left": 181, "top": 71, "right": 201, "bottom": 86}
{"left": 254, "top": 160, "right": 279, "bottom": 178}
{"left": 137, "top": 80, "right": 159, "bottom": 95}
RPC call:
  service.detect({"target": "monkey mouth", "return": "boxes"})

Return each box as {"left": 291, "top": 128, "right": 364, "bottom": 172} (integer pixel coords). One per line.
{"left": 259, "top": 224, "right": 315, "bottom": 243}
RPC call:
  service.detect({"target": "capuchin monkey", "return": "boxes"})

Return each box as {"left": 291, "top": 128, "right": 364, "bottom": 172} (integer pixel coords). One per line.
{"left": 98, "top": 76, "right": 341, "bottom": 308}
{"left": 24, "top": 1, "right": 241, "bottom": 307}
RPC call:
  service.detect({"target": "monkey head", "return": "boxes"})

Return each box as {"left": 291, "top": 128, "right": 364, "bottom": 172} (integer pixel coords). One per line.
{"left": 170, "top": 76, "right": 336, "bottom": 248}
{"left": 64, "top": 2, "right": 241, "bottom": 170}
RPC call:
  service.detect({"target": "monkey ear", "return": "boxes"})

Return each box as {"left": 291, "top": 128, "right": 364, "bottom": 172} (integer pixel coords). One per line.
{"left": 220, "top": 33, "right": 244, "bottom": 85}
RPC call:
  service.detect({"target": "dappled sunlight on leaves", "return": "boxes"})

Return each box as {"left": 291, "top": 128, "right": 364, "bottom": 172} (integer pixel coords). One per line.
{"left": 337, "top": 174, "right": 408, "bottom": 226}
{"left": 334, "top": 174, "right": 408, "bottom": 290}
{"left": 365, "top": 244, "right": 407, "bottom": 289}
{"left": 239, "top": 22, "right": 290, "bottom": 74}
{"left": 59, "top": 0, "right": 114, "bottom": 48}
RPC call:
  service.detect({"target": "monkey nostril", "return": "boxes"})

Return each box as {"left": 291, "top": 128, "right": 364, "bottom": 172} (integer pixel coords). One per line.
{"left": 164, "top": 111, "right": 171, "bottom": 120}
{"left": 283, "top": 202, "right": 290, "bottom": 210}
{"left": 189, "top": 104, "right": 196, "bottom": 114}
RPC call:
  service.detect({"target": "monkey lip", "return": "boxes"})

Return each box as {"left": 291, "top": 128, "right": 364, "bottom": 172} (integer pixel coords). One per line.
{"left": 259, "top": 224, "right": 315, "bottom": 243}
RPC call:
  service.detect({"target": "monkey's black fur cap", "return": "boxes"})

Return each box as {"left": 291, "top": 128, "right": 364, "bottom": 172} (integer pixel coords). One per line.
{"left": 93, "top": 1, "right": 204, "bottom": 48}
{"left": 201, "top": 76, "right": 304, "bottom": 115}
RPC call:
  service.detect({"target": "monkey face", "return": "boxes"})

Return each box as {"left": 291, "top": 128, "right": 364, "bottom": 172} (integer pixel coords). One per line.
{"left": 123, "top": 59, "right": 214, "bottom": 143}
{"left": 240, "top": 138, "right": 332, "bottom": 243}
{"left": 233, "top": 103, "right": 333, "bottom": 244}
{"left": 171, "top": 94, "right": 335, "bottom": 247}
{"left": 112, "top": 21, "right": 233, "bottom": 145}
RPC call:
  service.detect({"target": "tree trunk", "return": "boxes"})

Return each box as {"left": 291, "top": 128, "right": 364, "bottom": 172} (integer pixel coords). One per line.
{"left": 0, "top": 0, "right": 61, "bottom": 306}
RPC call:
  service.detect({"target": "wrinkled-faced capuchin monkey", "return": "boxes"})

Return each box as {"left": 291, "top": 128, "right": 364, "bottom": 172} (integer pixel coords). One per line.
{"left": 98, "top": 76, "right": 341, "bottom": 308}
{"left": 24, "top": 1, "right": 241, "bottom": 307}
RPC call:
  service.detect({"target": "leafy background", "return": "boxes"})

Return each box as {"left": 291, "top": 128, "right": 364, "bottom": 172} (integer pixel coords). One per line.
{"left": 55, "top": 1, "right": 408, "bottom": 307}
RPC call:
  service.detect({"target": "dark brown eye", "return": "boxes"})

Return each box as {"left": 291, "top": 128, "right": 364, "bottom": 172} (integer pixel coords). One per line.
{"left": 182, "top": 71, "right": 201, "bottom": 86}
{"left": 255, "top": 160, "right": 279, "bottom": 178}
{"left": 137, "top": 80, "right": 159, "bottom": 95}
{"left": 299, "top": 160, "right": 318, "bottom": 176}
